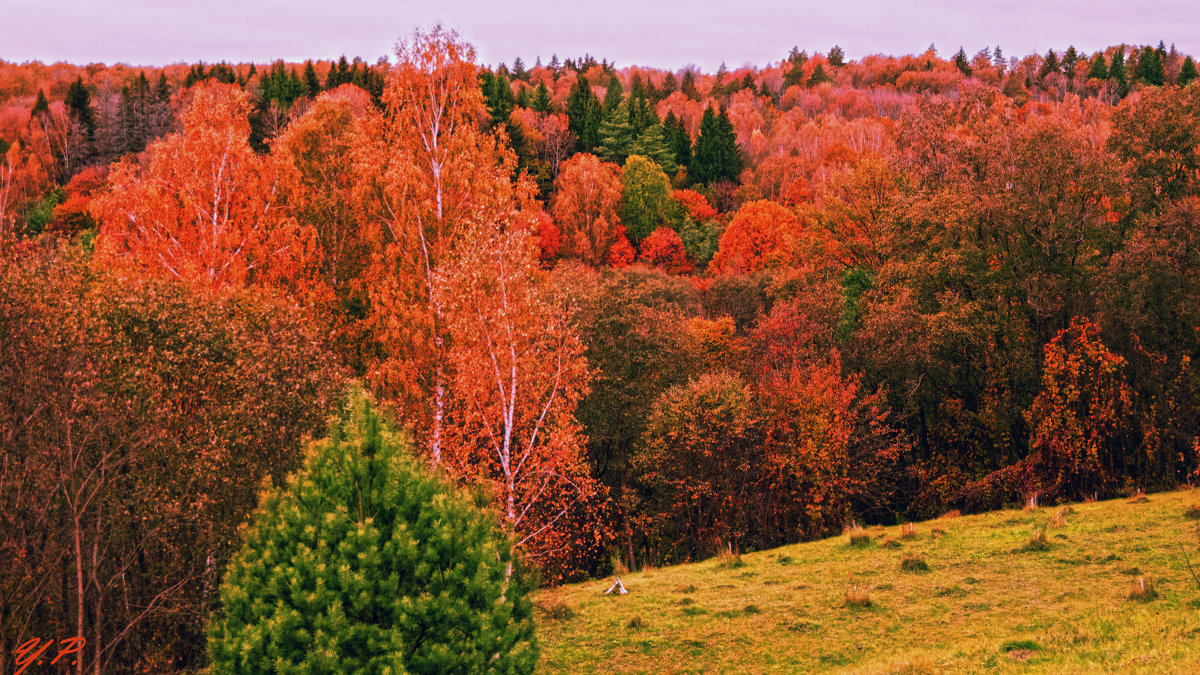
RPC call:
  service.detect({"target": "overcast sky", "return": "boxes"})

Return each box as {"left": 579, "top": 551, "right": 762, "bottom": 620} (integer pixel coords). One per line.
{"left": 4, "top": 0, "right": 1196, "bottom": 71}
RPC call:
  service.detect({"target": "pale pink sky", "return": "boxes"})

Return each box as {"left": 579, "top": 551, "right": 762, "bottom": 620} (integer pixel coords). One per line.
{"left": 4, "top": 0, "right": 1196, "bottom": 70}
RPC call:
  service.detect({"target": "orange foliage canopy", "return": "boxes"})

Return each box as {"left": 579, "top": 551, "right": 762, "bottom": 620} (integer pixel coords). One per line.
{"left": 94, "top": 82, "right": 316, "bottom": 289}
{"left": 672, "top": 188, "right": 717, "bottom": 221}
{"left": 551, "top": 152, "right": 623, "bottom": 265}
{"left": 638, "top": 226, "right": 692, "bottom": 274}
{"left": 709, "top": 199, "right": 807, "bottom": 276}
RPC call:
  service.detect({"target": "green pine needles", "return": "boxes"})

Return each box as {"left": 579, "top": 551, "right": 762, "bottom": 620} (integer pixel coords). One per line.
{"left": 208, "top": 390, "right": 537, "bottom": 674}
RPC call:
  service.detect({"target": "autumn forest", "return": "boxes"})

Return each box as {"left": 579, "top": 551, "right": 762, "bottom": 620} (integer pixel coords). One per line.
{"left": 4, "top": 26, "right": 1200, "bottom": 672}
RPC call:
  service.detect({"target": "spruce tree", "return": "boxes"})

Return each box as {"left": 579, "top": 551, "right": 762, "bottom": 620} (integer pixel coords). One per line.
{"left": 1110, "top": 47, "right": 1129, "bottom": 96}
{"left": 630, "top": 123, "right": 678, "bottom": 176}
{"left": 663, "top": 111, "right": 692, "bottom": 169}
{"left": 65, "top": 77, "right": 96, "bottom": 138}
{"left": 807, "top": 63, "right": 832, "bottom": 87}
{"left": 208, "top": 391, "right": 537, "bottom": 674}
{"left": 1039, "top": 49, "right": 1060, "bottom": 78}
{"left": 487, "top": 71, "right": 515, "bottom": 126}
{"left": 681, "top": 70, "right": 700, "bottom": 100}
{"left": 1062, "top": 46, "right": 1080, "bottom": 75}
{"left": 1088, "top": 52, "right": 1108, "bottom": 80}
{"left": 691, "top": 106, "right": 742, "bottom": 185}
{"left": 567, "top": 75, "right": 603, "bottom": 152}
{"left": 303, "top": 60, "right": 322, "bottom": 96}
{"left": 953, "top": 47, "right": 972, "bottom": 76}
{"left": 1136, "top": 45, "right": 1164, "bottom": 86}
{"left": 597, "top": 103, "right": 635, "bottom": 164}
{"left": 603, "top": 74, "right": 624, "bottom": 112}
{"left": 1180, "top": 56, "right": 1198, "bottom": 86}
{"left": 531, "top": 81, "right": 552, "bottom": 112}
{"left": 828, "top": 45, "right": 846, "bottom": 68}
{"left": 30, "top": 89, "right": 49, "bottom": 117}
{"left": 661, "top": 71, "right": 678, "bottom": 95}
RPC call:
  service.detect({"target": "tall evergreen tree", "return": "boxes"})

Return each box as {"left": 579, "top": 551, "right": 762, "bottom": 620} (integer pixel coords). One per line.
{"left": 630, "top": 123, "right": 678, "bottom": 176}
{"left": 1088, "top": 52, "right": 1108, "bottom": 80}
{"left": 681, "top": 70, "right": 700, "bottom": 100}
{"left": 486, "top": 70, "right": 516, "bottom": 126}
{"left": 1039, "top": 49, "right": 1061, "bottom": 78}
{"left": 208, "top": 391, "right": 538, "bottom": 674}
{"left": 691, "top": 106, "right": 742, "bottom": 185}
{"left": 661, "top": 71, "right": 679, "bottom": 95}
{"left": 1180, "top": 56, "right": 1198, "bottom": 86}
{"left": 1136, "top": 45, "right": 1165, "bottom": 86}
{"left": 603, "top": 74, "right": 624, "bottom": 112}
{"left": 597, "top": 103, "right": 635, "bottom": 164}
{"left": 65, "top": 77, "right": 96, "bottom": 139}
{"left": 828, "top": 45, "right": 846, "bottom": 67}
{"left": 567, "top": 75, "right": 603, "bottom": 152}
{"left": 512, "top": 56, "right": 528, "bottom": 81}
{"left": 663, "top": 110, "right": 692, "bottom": 170}
{"left": 30, "top": 89, "right": 49, "bottom": 117}
{"left": 807, "top": 63, "right": 832, "bottom": 87}
{"left": 1110, "top": 47, "right": 1129, "bottom": 95}
{"left": 1062, "top": 46, "right": 1080, "bottom": 75}
{"left": 953, "top": 47, "right": 972, "bottom": 76}
{"left": 303, "top": 60, "right": 322, "bottom": 96}
{"left": 531, "top": 81, "right": 552, "bottom": 112}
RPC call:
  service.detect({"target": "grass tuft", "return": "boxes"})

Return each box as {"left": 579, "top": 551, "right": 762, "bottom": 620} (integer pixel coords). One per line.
{"left": 901, "top": 521, "right": 917, "bottom": 539}
{"left": 901, "top": 554, "right": 930, "bottom": 572}
{"left": 881, "top": 538, "right": 902, "bottom": 549}
{"left": 1128, "top": 489, "right": 1150, "bottom": 504}
{"left": 843, "top": 582, "right": 872, "bottom": 608}
{"left": 536, "top": 599, "right": 575, "bottom": 621}
{"left": 846, "top": 523, "right": 872, "bottom": 547}
{"left": 940, "top": 509, "right": 961, "bottom": 519}
{"left": 1185, "top": 504, "right": 1200, "bottom": 520}
{"left": 1128, "top": 576, "right": 1158, "bottom": 602}
{"left": 716, "top": 543, "right": 746, "bottom": 568}
{"left": 1049, "top": 506, "right": 1072, "bottom": 528}
{"left": 1022, "top": 528, "right": 1050, "bottom": 552}
{"left": 626, "top": 615, "right": 644, "bottom": 629}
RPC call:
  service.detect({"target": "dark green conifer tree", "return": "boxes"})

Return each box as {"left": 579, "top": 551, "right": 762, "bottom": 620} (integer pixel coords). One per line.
{"left": 1088, "top": 52, "right": 1108, "bottom": 79}
{"left": 1062, "top": 46, "right": 1080, "bottom": 75}
{"left": 531, "top": 81, "right": 552, "bottom": 113}
{"left": 661, "top": 71, "right": 679, "bottom": 95}
{"left": 30, "top": 89, "right": 49, "bottom": 117}
{"left": 828, "top": 45, "right": 846, "bottom": 67}
{"left": 691, "top": 106, "right": 742, "bottom": 184}
{"left": 603, "top": 74, "right": 624, "bottom": 112}
{"left": 681, "top": 70, "right": 700, "bottom": 100}
{"left": 208, "top": 391, "right": 538, "bottom": 674}
{"left": 1136, "top": 45, "right": 1164, "bottom": 86}
{"left": 663, "top": 110, "right": 692, "bottom": 170}
{"left": 807, "top": 63, "right": 832, "bottom": 87}
{"left": 597, "top": 103, "right": 635, "bottom": 164}
{"left": 1039, "top": 49, "right": 1060, "bottom": 78}
{"left": 953, "top": 47, "right": 972, "bottom": 76}
{"left": 65, "top": 77, "right": 96, "bottom": 138}
{"left": 567, "top": 75, "right": 603, "bottom": 152}
{"left": 1110, "top": 47, "right": 1129, "bottom": 96}
{"left": 1180, "top": 56, "right": 1198, "bottom": 86}
{"left": 303, "top": 60, "right": 321, "bottom": 96}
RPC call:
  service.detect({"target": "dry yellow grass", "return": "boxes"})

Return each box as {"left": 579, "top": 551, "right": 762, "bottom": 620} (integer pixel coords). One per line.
{"left": 536, "top": 489, "right": 1200, "bottom": 673}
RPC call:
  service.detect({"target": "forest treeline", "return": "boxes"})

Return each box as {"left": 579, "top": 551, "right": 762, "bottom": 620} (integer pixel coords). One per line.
{"left": 3, "top": 28, "right": 1200, "bottom": 671}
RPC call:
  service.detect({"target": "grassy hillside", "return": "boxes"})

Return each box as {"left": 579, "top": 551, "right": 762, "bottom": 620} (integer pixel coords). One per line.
{"left": 535, "top": 490, "right": 1200, "bottom": 673}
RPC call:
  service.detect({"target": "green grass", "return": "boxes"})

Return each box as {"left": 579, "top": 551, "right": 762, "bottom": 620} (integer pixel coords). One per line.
{"left": 535, "top": 489, "right": 1200, "bottom": 673}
